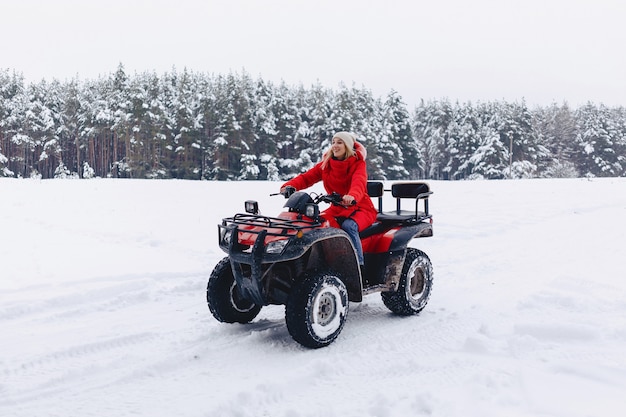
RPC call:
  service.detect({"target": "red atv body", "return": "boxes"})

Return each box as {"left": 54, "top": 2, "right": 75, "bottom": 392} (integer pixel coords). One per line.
{"left": 207, "top": 181, "right": 434, "bottom": 348}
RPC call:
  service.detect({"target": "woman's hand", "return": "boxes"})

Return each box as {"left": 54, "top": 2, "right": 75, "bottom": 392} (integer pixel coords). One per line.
{"left": 342, "top": 194, "right": 356, "bottom": 206}
{"left": 280, "top": 186, "right": 296, "bottom": 197}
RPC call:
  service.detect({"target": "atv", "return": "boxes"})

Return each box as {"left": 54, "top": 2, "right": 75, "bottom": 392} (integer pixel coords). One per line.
{"left": 206, "top": 181, "right": 434, "bottom": 348}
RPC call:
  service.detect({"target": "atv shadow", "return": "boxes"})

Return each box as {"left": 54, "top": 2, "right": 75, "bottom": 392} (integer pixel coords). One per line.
{"left": 222, "top": 300, "right": 427, "bottom": 350}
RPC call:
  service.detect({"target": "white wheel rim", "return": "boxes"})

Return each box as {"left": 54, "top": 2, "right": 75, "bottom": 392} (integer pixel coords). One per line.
{"left": 311, "top": 284, "right": 346, "bottom": 338}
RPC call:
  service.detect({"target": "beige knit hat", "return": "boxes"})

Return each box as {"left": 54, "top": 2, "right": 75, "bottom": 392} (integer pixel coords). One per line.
{"left": 332, "top": 131, "right": 356, "bottom": 150}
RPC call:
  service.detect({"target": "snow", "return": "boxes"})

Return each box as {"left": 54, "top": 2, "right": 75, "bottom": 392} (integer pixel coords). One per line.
{"left": 1, "top": 177, "right": 626, "bottom": 417}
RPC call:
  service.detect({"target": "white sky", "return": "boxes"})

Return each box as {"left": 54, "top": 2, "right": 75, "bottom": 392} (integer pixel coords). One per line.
{"left": 3, "top": 0, "right": 626, "bottom": 108}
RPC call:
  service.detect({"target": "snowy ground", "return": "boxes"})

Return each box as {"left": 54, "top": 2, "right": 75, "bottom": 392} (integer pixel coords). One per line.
{"left": 1, "top": 177, "right": 625, "bottom": 417}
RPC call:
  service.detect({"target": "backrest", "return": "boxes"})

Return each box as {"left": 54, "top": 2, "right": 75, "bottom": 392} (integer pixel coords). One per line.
{"left": 391, "top": 182, "right": 429, "bottom": 198}
{"left": 391, "top": 182, "right": 431, "bottom": 215}
{"left": 367, "top": 181, "right": 384, "bottom": 213}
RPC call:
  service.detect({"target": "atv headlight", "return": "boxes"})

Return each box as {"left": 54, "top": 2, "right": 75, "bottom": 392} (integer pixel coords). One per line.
{"left": 245, "top": 200, "right": 259, "bottom": 214}
{"left": 304, "top": 203, "right": 319, "bottom": 219}
{"left": 266, "top": 239, "right": 289, "bottom": 254}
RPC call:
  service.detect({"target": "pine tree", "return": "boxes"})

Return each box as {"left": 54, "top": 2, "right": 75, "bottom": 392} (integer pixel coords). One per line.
{"left": 0, "top": 69, "right": 25, "bottom": 177}
{"left": 533, "top": 102, "right": 579, "bottom": 177}
{"left": 61, "top": 78, "right": 85, "bottom": 177}
{"left": 107, "top": 64, "right": 133, "bottom": 177}
{"left": 35, "top": 80, "right": 64, "bottom": 178}
{"left": 574, "top": 103, "right": 624, "bottom": 177}
{"left": 446, "top": 102, "right": 483, "bottom": 180}
{"left": 374, "top": 91, "right": 411, "bottom": 180}
{"left": 469, "top": 124, "right": 509, "bottom": 179}
{"left": 412, "top": 100, "right": 447, "bottom": 180}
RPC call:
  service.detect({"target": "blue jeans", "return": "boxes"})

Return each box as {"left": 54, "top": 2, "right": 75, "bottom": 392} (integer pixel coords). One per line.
{"left": 341, "top": 218, "right": 364, "bottom": 266}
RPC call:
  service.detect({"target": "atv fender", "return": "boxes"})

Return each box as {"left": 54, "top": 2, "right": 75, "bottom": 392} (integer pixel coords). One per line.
{"left": 387, "top": 223, "right": 433, "bottom": 252}
{"left": 227, "top": 226, "right": 363, "bottom": 303}
{"left": 288, "top": 228, "right": 363, "bottom": 302}
{"left": 382, "top": 223, "right": 433, "bottom": 291}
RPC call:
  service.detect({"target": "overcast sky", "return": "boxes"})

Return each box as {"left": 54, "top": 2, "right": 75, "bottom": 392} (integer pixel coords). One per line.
{"left": 3, "top": 0, "right": 625, "bottom": 109}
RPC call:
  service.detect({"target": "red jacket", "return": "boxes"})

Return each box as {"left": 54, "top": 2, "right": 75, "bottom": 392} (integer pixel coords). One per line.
{"left": 281, "top": 142, "right": 378, "bottom": 231}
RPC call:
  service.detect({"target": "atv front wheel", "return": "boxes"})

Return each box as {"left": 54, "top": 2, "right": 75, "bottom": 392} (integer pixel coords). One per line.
{"left": 286, "top": 271, "right": 349, "bottom": 348}
{"left": 207, "top": 257, "right": 262, "bottom": 323}
{"left": 382, "top": 248, "right": 433, "bottom": 315}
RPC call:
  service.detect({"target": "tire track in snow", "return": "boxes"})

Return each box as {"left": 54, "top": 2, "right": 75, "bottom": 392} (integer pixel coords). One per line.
{"left": 1, "top": 271, "right": 209, "bottom": 409}
{"left": 0, "top": 272, "right": 205, "bottom": 322}
{"left": 0, "top": 332, "right": 159, "bottom": 406}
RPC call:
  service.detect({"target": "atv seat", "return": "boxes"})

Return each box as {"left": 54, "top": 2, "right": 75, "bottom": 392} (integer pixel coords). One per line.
{"left": 369, "top": 181, "right": 432, "bottom": 223}
{"left": 360, "top": 181, "right": 432, "bottom": 239}
{"left": 380, "top": 182, "right": 431, "bottom": 222}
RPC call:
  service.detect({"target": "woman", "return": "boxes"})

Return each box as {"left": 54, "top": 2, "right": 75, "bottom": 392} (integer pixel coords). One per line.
{"left": 280, "top": 131, "right": 378, "bottom": 267}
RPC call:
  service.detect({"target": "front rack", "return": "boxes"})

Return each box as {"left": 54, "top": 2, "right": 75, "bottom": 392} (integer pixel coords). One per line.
{"left": 221, "top": 212, "right": 322, "bottom": 237}
{"left": 218, "top": 212, "right": 325, "bottom": 264}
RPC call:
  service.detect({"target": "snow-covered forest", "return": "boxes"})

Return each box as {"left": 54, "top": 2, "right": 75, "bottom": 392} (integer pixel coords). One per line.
{"left": 1, "top": 65, "right": 625, "bottom": 181}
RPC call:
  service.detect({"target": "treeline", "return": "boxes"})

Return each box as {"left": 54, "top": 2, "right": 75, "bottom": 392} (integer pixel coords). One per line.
{"left": 1, "top": 65, "right": 625, "bottom": 180}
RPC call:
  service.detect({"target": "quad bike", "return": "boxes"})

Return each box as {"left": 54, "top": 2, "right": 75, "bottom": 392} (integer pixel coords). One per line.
{"left": 206, "top": 181, "right": 434, "bottom": 348}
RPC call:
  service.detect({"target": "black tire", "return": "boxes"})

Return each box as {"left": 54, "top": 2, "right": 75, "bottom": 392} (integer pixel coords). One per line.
{"left": 286, "top": 271, "right": 349, "bottom": 349}
{"left": 207, "top": 257, "right": 262, "bottom": 323}
{"left": 381, "top": 248, "right": 433, "bottom": 316}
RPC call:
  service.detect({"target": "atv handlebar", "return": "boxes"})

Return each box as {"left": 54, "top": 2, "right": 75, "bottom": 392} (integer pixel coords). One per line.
{"left": 270, "top": 186, "right": 296, "bottom": 198}
{"left": 271, "top": 187, "right": 355, "bottom": 209}
{"left": 316, "top": 192, "right": 356, "bottom": 207}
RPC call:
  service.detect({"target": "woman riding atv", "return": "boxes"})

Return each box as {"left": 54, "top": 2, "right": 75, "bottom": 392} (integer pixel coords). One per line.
{"left": 280, "top": 131, "right": 378, "bottom": 268}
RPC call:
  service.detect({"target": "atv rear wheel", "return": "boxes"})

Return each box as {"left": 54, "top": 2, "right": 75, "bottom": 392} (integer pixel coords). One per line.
{"left": 207, "top": 257, "right": 262, "bottom": 323}
{"left": 382, "top": 248, "right": 433, "bottom": 315}
{"left": 286, "top": 271, "right": 349, "bottom": 348}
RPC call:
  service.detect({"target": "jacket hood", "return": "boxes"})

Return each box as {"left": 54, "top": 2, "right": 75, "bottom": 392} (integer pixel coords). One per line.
{"left": 354, "top": 141, "right": 367, "bottom": 160}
